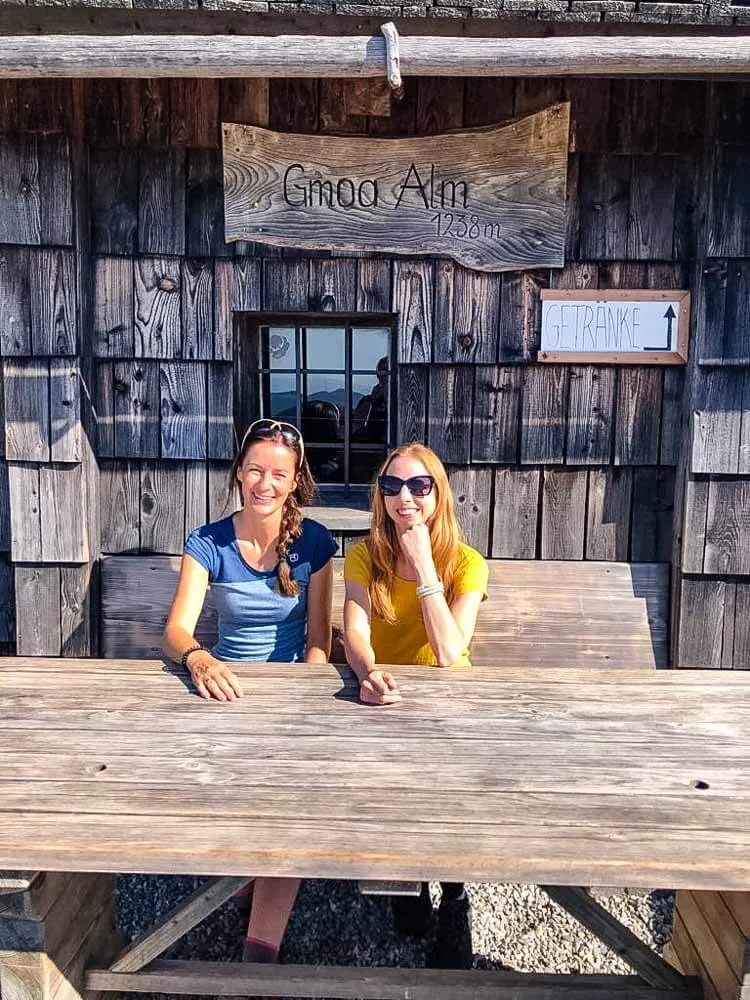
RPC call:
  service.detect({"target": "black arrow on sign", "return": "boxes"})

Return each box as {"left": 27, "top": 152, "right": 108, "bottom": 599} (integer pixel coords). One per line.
{"left": 645, "top": 305, "right": 676, "bottom": 351}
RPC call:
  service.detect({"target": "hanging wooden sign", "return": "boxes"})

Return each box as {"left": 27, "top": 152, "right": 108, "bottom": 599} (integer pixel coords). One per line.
{"left": 539, "top": 289, "right": 690, "bottom": 364}
{"left": 222, "top": 104, "right": 569, "bottom": 273}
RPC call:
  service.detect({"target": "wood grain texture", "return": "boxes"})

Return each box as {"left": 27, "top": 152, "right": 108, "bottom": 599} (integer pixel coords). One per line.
{"left": 49, "top": 359, "right": 81, "bottom": 463}
{"left": 0, "top": 463, "right": 10, "bottom": 554}
{"left": 113, "top": 361, "right": 159, "bottom": 460}
{"left": 184, "top": 462, "right": 208, "bottom": 538}
{"left": 704, "top": 480, "right": 750, "bottom": 576}
{"left": 3, "top": 358, "right": 49, "bottom": 462}
{"left": 681, "top": 477, "right": 710, "bottom": 575}
{"left": 221, "top": 78, "right": 269, "bottom": 129}
{"left": 134, "top": 257, "right": 181, "bottom": 359}
{"left": 428, "top": 365, "right": 473, "bottom": 463}
{"left": 120, "top": 79, "right": 169, "bottom": 148}
{"left": 60, "top": 564, "right": 92, "bottom": 657}
{"left": 170, "top": 79, "right": 219, "bottom": 149}
{"left": 393, "top": 260, "right": 433, "bottom": 364}
{"left": 578, "top": 155, "right": 630, "bottom": 261}
{"left": 356, "top": 258, "right": 391, "bottom": 314}
{"left": 434, "top": 262, "right": 500, "bottom": 364}
{"left": 631, "top": 468, "right": 674, "bottom": 564}
{"left": 627, "top": 156, "right": 676, "bottom": 261}
{"left": 100, "top": 461, "right": 140, "bottom": 555}
{"left": 85, "top": 79, "right": 120, "bottom": 147}
{"left": 160, "top": 362, "right": 207, "bottom": 461}
{"left": 14, "top": 566, "right": 60, "bottom": 656}
{"left": 207, "top": 363, "right": 234, "bottom": 461}
{"left": 309, "top": 258, "right": 356, "bottom": 313}
{"left": 223, "top": 106, "right": 569, "bottom": 272}
{"left": 615, "top": 369, "right": 663, "bottom": 466}
{"left": 38, "top": 135, "right": 73, "bottom": 248}
{"left": 472, "top": 366, "right": 521, "bottom": 464}
{"left": 93, "top": 256, "right": 133, "bottom": 358}
{"left": 520, "top": 367, "right": 567, "bottom": 465}
{"left": 498, "top": 270, "right": 547, "bottom": 363}
{"left": 660, "top": 368, "right": 684, "bottom": 467}
{"left": 678, "top": 578, "right": 728, "bottom": 668}
{"left": 492, "top": 467, "right": 539, "bottom": 559}
{"left": 186, "top": 149, "right": 229, "bottom": 260}
{"left": 692, "top": 372, "right": 745, "bottom": 475}
{"left": 8, "top": 463, "right": 41, "bottom": 562}
{"left": 541, "top": 469, "right": 587, "bottom": 560}
{"left": 447, "top": 466, "right": 492, "bottom": 556}
{"left": 262, "top": 259, "right": 309, "bottom": 312}
{"left": 707, "top": 147, "right": 750, "bottom": 259}
{"left": 181, "top": 259, "right": 213, "bottom": 361}
{"left": 212, "top": 259, "right": 234, "bottom": 363}
{"left": 39, "top": 464, "right": 88, "bottom": 563}
{"left": 29, "top": 250, "right": 77, "bottom": 356}
{"left": 0, "top": 246, "right": 31, "bottom": 355}
{"left": 586, "top": 468, "right": 633, "bottom": 562}
{"left": 89, "top": 148, "right": 138, "bottom": 256}
{"left": 0, "top": 136, "right": 41, "bottom": 246}
{"left": 140, "top": 462, "right": 188, "bottom": 555}
{"left": 138, "top": 148, "right": 186, "bottom": 257}
{"left": 565, "top": 367, "right": 614, "bottom": 466}
{"left": 396, "top": 365, "right": 428, "bottom": 445}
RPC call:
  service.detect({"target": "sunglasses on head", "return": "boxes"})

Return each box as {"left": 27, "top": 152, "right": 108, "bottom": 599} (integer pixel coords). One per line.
{"left": 378, "top": 474, "right": 435, "bottom": 498}
{"left": 243, "top": 419, "right": 305, "bottom": 462}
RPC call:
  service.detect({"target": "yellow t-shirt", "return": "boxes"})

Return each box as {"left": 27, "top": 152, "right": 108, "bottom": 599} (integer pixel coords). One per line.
{"left": 343, "top": 541, "right": 489, "bottom": 667}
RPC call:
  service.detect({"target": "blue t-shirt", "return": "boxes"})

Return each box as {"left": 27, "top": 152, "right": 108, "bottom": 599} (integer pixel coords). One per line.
{"left": 184, "top": 515, "right": 337, "bottom": 663}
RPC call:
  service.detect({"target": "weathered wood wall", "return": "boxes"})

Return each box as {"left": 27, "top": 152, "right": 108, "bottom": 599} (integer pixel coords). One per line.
{"left": 0, "top": 77, "right": 747, "bottom": 665}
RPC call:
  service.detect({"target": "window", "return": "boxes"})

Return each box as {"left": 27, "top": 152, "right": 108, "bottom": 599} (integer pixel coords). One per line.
{"left": 243, "top": 319, "right": 394, "bottom": 487}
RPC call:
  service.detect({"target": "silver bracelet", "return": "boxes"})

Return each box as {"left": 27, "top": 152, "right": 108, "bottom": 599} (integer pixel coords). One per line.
{"left": 416, "top": 581, "right": 444, "bottom": 600}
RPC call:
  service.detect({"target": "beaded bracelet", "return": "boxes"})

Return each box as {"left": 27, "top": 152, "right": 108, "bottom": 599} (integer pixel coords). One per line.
{"left": 416, "top": 581, "right": 444, "bottom": 600}
{"left": 180, "top": 643, "right": 206, "bottom": 670}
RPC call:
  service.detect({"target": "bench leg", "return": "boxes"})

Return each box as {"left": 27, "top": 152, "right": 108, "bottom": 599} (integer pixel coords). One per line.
{"left": 0, "top": 873, "right": 122, "bottom": 1000}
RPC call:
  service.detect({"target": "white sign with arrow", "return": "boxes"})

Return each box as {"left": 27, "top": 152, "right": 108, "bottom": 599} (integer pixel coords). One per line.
{"left": 539, "top": 289, "right": 690, "bottom": 365}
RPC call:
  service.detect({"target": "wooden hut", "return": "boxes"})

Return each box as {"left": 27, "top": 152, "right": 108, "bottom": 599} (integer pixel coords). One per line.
{"left": 0, "top": 1, "right": 748, "bottom": 995}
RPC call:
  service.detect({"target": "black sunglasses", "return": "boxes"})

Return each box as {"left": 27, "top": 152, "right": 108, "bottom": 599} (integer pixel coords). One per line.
{"left": 378, "top": 474, "right": 435, "bottom": 498}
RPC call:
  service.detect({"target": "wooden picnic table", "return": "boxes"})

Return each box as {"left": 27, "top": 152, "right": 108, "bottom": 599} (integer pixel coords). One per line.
{"left": 1, "top": 657, "right": 750, "bottom": 891}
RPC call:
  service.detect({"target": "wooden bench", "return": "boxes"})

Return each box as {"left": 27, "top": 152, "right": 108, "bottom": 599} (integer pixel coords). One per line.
{"left": 99, "top": 555, "right": 669, "bottom": 668}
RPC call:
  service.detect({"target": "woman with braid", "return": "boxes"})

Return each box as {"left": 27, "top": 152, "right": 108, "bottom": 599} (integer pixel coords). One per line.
{"left": 163, "top": 419, "right": 337, "bottom": 964}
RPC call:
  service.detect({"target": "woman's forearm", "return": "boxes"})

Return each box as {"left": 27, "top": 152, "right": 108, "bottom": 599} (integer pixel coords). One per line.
{"left": 419, "top": 594, "right": 468, "bottom": 666}
{"left": 163, "top": 624, "right": 203, "bottom": 664}
{"left": 344, "top": 629, "right": 377, "bottom": 682}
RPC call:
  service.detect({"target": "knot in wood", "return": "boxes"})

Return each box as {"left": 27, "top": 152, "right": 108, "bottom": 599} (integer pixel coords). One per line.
{"left": 19, "top": 177, "right": 31, "bottom": 196}
{"left": 158, "top": 277, "right": 178, "bottom": 293}
{"left": 460, "top": 334, "right": 474, "bottom": 349}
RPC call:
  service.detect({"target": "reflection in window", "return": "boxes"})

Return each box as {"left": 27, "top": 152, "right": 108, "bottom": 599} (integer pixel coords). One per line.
{"left": 252, "top": 321, "right": 394, "bottom": 487}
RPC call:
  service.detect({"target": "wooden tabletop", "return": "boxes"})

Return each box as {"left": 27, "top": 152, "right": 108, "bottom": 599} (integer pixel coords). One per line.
{"left": 1, "top": 658, "right": 749, "bottom": 890}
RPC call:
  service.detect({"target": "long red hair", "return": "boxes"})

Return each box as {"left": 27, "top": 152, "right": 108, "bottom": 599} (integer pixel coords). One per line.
{"left": 367, "top": 443, "right": 464, "bottom": 623}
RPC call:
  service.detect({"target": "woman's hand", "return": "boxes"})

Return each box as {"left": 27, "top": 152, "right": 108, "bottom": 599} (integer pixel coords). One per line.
{"left": 360, "top": 669, "right": 401, "bottom": 706}
{"left": 187, "top": 651, "right": 244, "bottom": 702}
{"left": 399, "top": 524, "right": 437, "bottom": 582}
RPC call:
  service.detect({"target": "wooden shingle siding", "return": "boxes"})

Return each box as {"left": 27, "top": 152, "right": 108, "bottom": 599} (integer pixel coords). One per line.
{"left": 668, "top": 889, "right": 750, "bottom": 1000}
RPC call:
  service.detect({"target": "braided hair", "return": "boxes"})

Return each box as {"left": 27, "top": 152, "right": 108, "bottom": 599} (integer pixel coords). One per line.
{"left": 227, "top": 425, "right": 317, "bottom": 597}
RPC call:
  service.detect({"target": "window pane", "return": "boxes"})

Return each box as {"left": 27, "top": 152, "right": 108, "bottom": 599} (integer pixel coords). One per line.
{"left": 351, "top": 373, "right": 389, "bottom": 444}
{"left": 350, "top": 448, "right": 387, "bottom": 484}
{"left": 301, "top": 373, "right": 345, "bottom": 444}
{"left": 262, "top": 326, "right": 297, "bottom": 370}
{"left": 265, "top": 373, "right": 298, "bottom": 421}
{"left": 352, "top": 326, "right": 390, "bottom": 372}
{"left": 307, "top": 447, "right": 345, "bottom": 484}
{"left": 305, "top": 326, "right": 345, "bottom": 371}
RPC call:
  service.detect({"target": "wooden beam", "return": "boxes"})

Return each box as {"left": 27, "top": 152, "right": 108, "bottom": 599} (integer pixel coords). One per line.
{"left": 87, "top": 961, "right": 699, "bottom": 1000}
{"left": 109, "top": 876, "right": 249, "bottom": 973}
{"left": 541, "top": 887, "right": 687, "bottom": 991}
{"left": 1, "top": 34, "right": 750, "bottom": 79}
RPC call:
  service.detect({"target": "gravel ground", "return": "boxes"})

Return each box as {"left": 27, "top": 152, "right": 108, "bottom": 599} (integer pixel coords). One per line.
{"left": 116, "top": 875, "right": 674, "bottom": 995}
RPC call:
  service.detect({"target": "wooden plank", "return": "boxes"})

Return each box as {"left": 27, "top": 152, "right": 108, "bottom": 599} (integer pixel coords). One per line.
{"left": 309, "top": 258, "right": 356, "bottom": 313}
{"left": 49, "top": 359, "right": 81, "bottom": 463}
{"left": 541, "top": 886, "right": 686, "bottom": 988}
{"left": 565, "top": 79, "right": 611, "bottom": 155}
{"left": 472, "top": 366, "right": 521, "bottom": 464}
{"left": 565, "top": 366, "right": 614, "bottom": 465}
{"left": 690, "top": 891, "right": 747, "bottom": 975}
{"left": 0, "top": 464, "right": 10, "bottom": 554}
{"left": 181, "top": 259, "right": 213, "bottom": 361}
{"left": 678, "top": 578, "right": 727, "bottom": 668}
{"left": 85, "top": 79, "right": 120, "bottom": 146}
{"left": 160, "top": 362, "right": 207, "bottom": 461}
{"left": 666, "top": 911, "right": 719, "bottom": 1000}
{"left": 29, "top": 249, "right": 77, "bottom": 356}
{"left": 692, "top": 372, "right": 744, "bottom": 474}
{"left": 262, "top": 259, "right": 309, "bottom": 312}
{"left": 169, "top": 79, "right": 219, "bottom": 148}
{"left": 659, "top": 81, "right": 707, "bottom": 156}
{"left": 186, "top": 149, "right": 229, "bottom": 260}
{"left": 722, "top": 262, "right": 750, "bottom": 366}
{"left": 578, "top": 155, "right": 630, "bottom": 260}
{"left": 695, "top": 260, "right": 728, "bottom": 364}
{"left": 498, "top": 271, "right": 546, "bottom": 363}
{"left": 434, "top": 263, "right": 500, "bottom": 364}
{"left": 704, "top": 480, "right": 750, "bottom": 575}
{"left": 60, "top": 564, "right": 92, "bottom": 657}
{"left": 678, "top": 890, "right": 741, "bottom": 1000}
{"left": 110, "top": 876, "right": 248, "bottom": 973}
{"left": 134, "top": 256, "right": 181, "bottom": 359}
{"left": 38, "top": 135, "right": 72, "bottom": 248}
{"left": 0, "top": 246, "right": 31, "bottom": 355}
{"left": 0, "top": 557, "right": 13, "bottom": 639}
{"left": 615, "top": 369, "right": 663, "bottom": 466}
{"left": 268, "top": 79, "right": 318, "bottom": 133}
{"left": 607, "top": 80, "right": 659, "bottom": 156}
{"left": 396, "top": 365, "right": 428, "bottom": 445}
{"left": 681, "top": 477, "right": 709, "bottom": 575}
{"left": 0, "top": 136, "right": 40, "bottom": 245}
{"left": 520, "top": 366, "right": 567, "bottom": 464}
{"left": 14, "top": 566, "right": 60, "bottom": 656}
{"left": 221, "top": 78, "right": 269, "bottom": 128}
{"left": 673, "top": 155, "right": 705, "bottom": 262}
{"left": 99, "top": 461, "right": 140, "bottom": 555}
{"left": 138, "top": 148, "right": 186, "bottom": 256}
{"left": 707, "top": 147, "right": 750, "bottom": 259}
{"left": 122, "top": 79, "right": 170, "bottom": 147}
{"left": 447, "top": 467, "right": 492, "bottom": 557}
{"left": 541, "top": 469, "right": 587, "bottom": 560}
{"left": 113, "top": 360, "right": 160, "bottom": 459}
{"left": 184, "top": 462, "right": 207, "bottom": 538}
{"left": 96, "top": 361, "right": 115, "bottom": 458}
{"left": 93, "top": 256, "right": 134, "bottom": 358}
{"left": 356, "top": 258, "right": 391, "bottom": 314}
{"left": 207, "top": 363, "right": 234, "bottom": 461}
{"left": 731, "top": 584, "right": 750, "bottom": 670}
{"left": 627, "top": 156, "right": 676, "bottom": 261}
{"left": 586, "top": 468, "right": 633, "bottom": 562}
{"left": 8, "top": 463, "right": 42, "bottom": 562}
{"left": 631, "top": 468, "right": 674, "bottom": 564}
{"left": 232, "top": 257, "right": 261, "bottom": 313}
{"left": 660, "top": 368, "right": 684, "bottom": 467}
{"left": 213, "top": 259, "right": 235, "bottom": 363}
{"left": 88, "top": 961, "right": 697, "bottom": 1000}
{"left": 491, "top": 468, "right": 539, "bottom": 560}
{"left": 3, "top": 358, "right": 49, "bottom": 462}
{"left": 319, "top": 79, "right": 368, "bottom": 136}
{"left": 140, "top": 462, "right": 187, "bottom": 555}
{"left": 428, "top": 365, "right": 473, "bottom": 463}
{"left": 89, "top": 148, "right": 138, "bottom": 256}
{"left": 393, "top": 260, "right": 432, "bottom": 364}
{"left": 39, "top": 464, "right": 88, "bottom": 563}
{"left": 721, "top": 893, "right": 750, "bottom": 939}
